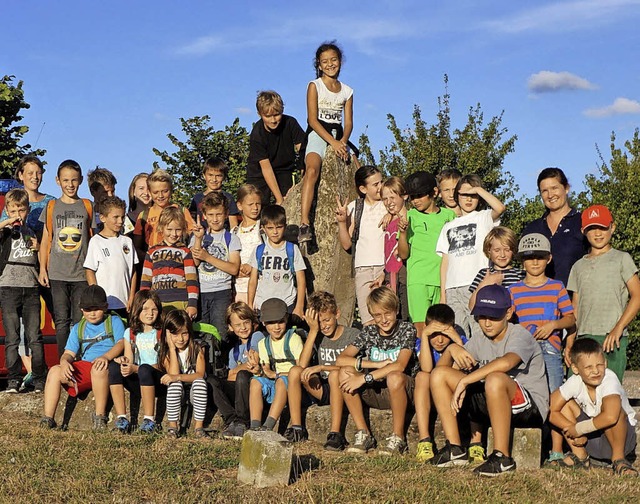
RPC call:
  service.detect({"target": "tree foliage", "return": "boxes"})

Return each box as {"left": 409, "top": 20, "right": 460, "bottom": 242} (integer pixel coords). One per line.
{"left": 152, "top": 115, "right": 249, "bottom": 207}
{"left": 0, "top": 75, "right": 46, "bottom": 178}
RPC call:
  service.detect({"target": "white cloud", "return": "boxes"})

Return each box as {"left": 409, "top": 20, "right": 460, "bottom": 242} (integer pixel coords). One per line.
{"left": 584, "top": 97, "right": 640, "bottom": 117}
{"left": 484, "top": 0, "right": 640, "bottom": 34}
{"left": 528, "top": 71, "right": 597, "bottom": 93}
{"left": 235, "top": 107, "right": 252, "bottom": 115}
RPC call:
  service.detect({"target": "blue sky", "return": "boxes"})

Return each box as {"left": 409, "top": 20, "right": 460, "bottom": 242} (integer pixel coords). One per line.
{"left": 3, "top": 0, "right": 639, "bottom": 200}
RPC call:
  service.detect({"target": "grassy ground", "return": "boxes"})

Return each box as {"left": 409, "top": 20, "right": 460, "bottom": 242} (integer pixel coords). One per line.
{"left": 1, "top": 413, "right": 639, "bottom": 504}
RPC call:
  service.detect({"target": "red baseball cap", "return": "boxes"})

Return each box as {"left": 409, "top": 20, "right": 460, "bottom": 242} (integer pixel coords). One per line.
{"left": 581, "top": 205, "right": 613, "bottom": 231}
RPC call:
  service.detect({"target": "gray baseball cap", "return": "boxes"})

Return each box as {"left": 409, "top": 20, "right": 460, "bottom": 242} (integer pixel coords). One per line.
{"left": 518, "top": 233, "right": 551, "bottom": 257}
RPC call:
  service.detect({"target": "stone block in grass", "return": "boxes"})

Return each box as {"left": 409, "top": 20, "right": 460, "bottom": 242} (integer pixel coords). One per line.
{"left": 237, "top": 430, "right": 293, "bottom": 487}
{"left": 488, "top": 427, "right": 542, "bottom": 470}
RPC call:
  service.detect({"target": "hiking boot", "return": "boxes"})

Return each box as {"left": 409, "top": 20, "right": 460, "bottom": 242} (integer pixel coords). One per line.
{"left": 114, "top": 416, "right": 130, "bottom": 433}
{"left": 40, "top": 416, "right": 57, "bottom": 429}
{"left": 346, "top": 429, "right": 376, "bottom": 454}
{"left": 324, "top": 431, "right": 347, "bottom": 452}
{"left": 468, "top": 443, "right": 486, "bottom": 463}
{"left": 378, "top": 434, "right": 408, "bottom": 456}
{"left": 139, "top": 418, "right": 157, "bottom": 434}
{"left": 298, "top": 224, "right": 313, "bottom": 243}
{"left": 92, "top": 414, "right": 109, "bottom": 432}
{"left": 416, "top": 438, "right": 436, "bottom": 462}
{"left": 284, "top": 426, "right": 309, "bottom": 443}
{"left": 5, "top": 380, "right": 20, "bottom": 393}
{"left": 20, "top": 372, "right": 33, "bottom": 392}
{"left": 474, "top": 450, "right": 516, "bottom": 477}
{"left": 431, "top": 441, "right": 469, "bottom": 468}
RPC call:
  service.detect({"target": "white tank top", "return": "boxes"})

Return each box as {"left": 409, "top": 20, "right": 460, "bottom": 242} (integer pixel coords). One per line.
{"left": 310, "top": 78, "right": 353, "bottom": 125}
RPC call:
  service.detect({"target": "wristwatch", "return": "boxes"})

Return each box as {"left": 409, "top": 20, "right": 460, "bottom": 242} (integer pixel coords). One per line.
{"left": 364, "top": 373, "right": 374, "bottom": 384}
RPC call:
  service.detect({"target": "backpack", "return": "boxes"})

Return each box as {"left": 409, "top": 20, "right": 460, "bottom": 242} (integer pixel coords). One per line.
{"left": 232, "top": 332, "right": 254, "bottom": 365}
{"left": 202, "top": 230, "right": 232, "bottom": 252}
{"left": 129, "top": 329, "right": 161, "bottom": 366}
{"left": 349, "top": 197, "right": 365, "bottom": 276}
{"left": 256, "top": 241, "right": 296, "bottom": 278}
{"left": 76, "top": 313, "right": 118, "bottom": 360}
{"left": 44, "top": 198, "right": 93, "bottom": 257}
{"left": 264, "top": 327, "right": 298, "bottom": 372}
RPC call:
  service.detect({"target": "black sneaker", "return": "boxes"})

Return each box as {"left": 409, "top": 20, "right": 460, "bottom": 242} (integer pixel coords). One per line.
{"left": 5, "top": 380, "right": 20, "bottom": 393}
{"left": 298, "top": 224, "right": 313, "bottom": 243}
{"left": 40, "top": 416, "right": 57, "bottom": 429}
{"left": 324, "top": 431, "right": 347, "bottom": 451}
{"left": 474, "top": 450, "right": 517, "bottom": 477}
{"left": 431, "top": 441, "right": 469, "bottom": 468}
{"left": 284, "top": 426, "right": 309, "bottom": 443}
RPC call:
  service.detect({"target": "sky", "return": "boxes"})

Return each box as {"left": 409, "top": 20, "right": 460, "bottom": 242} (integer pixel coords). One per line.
{"left": 3, "top": 0, "right": 640, "bottom": 200}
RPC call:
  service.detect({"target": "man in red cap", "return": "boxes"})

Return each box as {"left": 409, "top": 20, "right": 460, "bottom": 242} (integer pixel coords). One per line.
{"left": 566, "top": 204, "right": 640, "bottom": 382}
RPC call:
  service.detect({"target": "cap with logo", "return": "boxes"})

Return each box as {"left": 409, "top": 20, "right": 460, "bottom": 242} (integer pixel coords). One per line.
{"left": 581, "top": 204, "right": 613, "bottom": 231}
{"left": 471, "top": 284, "right": 512, "bottom": 319}
{"left": 518, "top": 233, "right": 551, "bottom": 257}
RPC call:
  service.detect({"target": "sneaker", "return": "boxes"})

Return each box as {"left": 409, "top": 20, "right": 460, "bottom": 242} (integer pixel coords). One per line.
{"left": 221, "top": 422, "right": 237, "bottom": 440}
{"left": 468, "top": 443, "right": 486, "bottom": 463}
{"left": 232, "top": 422, "right": 247, "bottom": 440}
{"left": 19, "top": 372, "right": 33, "bottom": 391}
{"left": 324, "top": 432, "right": 347, "bottom": 452}
{"left": 431, "top": 441, "right": 469, "bottom": 468}
{"left": 92, "top": 414, "right": 109, "bottom": 432}
{"left": 114, "top": 416, "right": 130, "bottom": 433}
{"left": 139, "top": 418, "right": 157, "bottom": 434}
{"left": 346, "top": 429, "right": 376, "bottom": 454}
{"left": 32, "top": 380, "right": 45, "bottom": 393}
{"left": 474, "top": 450, "right": 517, "bottom": 477}
{"left": 284, "top": 426, "right": 309, "bottom": 443}
{"left": 298, "top": 224, "right": 313, "bottom": 243}
{"left": 416, "top": 438, "right": 436, "bottom": 462}
{"left": 5, "top": 380, "right": 20, "bottom": 393}
{"left": 378, "top": 434, "right": 408, "bottom": 456}
{"left": 40, "top": 416, "right": 57, "bottom": 429}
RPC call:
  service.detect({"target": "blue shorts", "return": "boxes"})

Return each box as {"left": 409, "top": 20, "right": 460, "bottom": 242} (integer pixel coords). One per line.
{"left": 305, "top": 130, "right": 337, "bottom": 160}
{"left": 253, "top": 375, "right": 289, "bottom": 404}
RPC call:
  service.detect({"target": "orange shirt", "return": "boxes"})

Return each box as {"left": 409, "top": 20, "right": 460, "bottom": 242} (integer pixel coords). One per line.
{"left": 133, "top": 204, "right": 195, "bottom": 248}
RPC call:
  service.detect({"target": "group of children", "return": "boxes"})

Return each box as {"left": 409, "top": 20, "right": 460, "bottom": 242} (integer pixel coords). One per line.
{"left": 0, "top": 38, "right": 638, "bottom": 478}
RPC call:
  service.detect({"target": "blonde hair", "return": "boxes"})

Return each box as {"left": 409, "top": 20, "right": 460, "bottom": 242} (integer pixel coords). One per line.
{"left": 237, "top": 183, "right": 262, "bottom": 203}
{"left": 381, "top": 176, "right": 406, "bottom": 197}
{"left": 147, "top": 169, "right": 174, "bottom": 192}
{"left": 157, "top": 206, "right": 186, "bottom": 233}
{"left": 483, "top": 226, "right": 517, "bottom": 258}
{"left": 256, "top": 90, "right": 284, "bottom": 115}
{"left": 366, "top": 286, "right": 399, "bottom": 314}
{"left": 5, "top": 188, "right": 29, "bottom": 208}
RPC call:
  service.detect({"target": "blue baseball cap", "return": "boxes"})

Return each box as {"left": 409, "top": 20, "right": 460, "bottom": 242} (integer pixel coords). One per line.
{"left": 471, "top": 284, "right": 511, "bottom": 318}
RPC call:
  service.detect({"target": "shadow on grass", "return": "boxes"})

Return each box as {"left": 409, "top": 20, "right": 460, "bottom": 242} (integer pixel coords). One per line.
{"left": 289, "top": 454, "right": 322, "bottom": 484}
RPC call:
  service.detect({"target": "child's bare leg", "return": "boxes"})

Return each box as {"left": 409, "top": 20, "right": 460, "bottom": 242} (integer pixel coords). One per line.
{"left": 387, "top": 371, "right": 408, "bottom": 437}
{"left": 300, "top": 153, "right": 321, "bottom": 226}
{"left": 267, "top": 378, "right": 289, "bottom": 421}
{"left": 287, "top": 366, "right": 304, "bottom": 426}
{"left": 604, "top": 408, "right": 631, "bottom": 462}
{"left": 328, "top": 370, "right": 344, "bottom": 433}
{"left": 414, "top": 322, "right": 425, "bottom": 337}
{"left": 339, "top": 367, "right": 368, "bottom": 432}
{"left": 561, "top": 400, "right": 589, "bottom": 461}
{"left": 110, "top": 384, "right": 127, "bottom": 416}
{"left": 484, "top": 372, "right": 516, "bottom": 456}
{"left": 43, "top": 364, "right": 65, "bottom": 418}
{"left": 249, "top": 379, "right": 264, "bottom": 424}
{"left": 141, "top": 386, "right": 156, "bottom": 418}
{"left": 430, "top": 366, "right": 465, "bottom": 445}
{"left": 415, "top": 371, "right": 431, "bottom": 439}
{"left": 91, "top": 366, "right": 109, "bottom": 416}
{"left": 21, "top": 355, "right": 32, "bottom": 374}
{"left": 470, "top": 421, "right": 483, "bottom": 444}
{"left": 551, "top": 429, "right": 564, "bottom": 455}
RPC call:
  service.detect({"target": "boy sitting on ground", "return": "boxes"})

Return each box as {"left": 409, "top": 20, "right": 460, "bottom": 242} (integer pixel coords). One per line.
{"left": 549, "top": 338, "right": 638, "bottom": 475}
{"left": 337, "top": 286, "right": 417, "bottom": 455}
{"left": 430, "top": 284, "right": 549, "bottom": 476}
{"left": 285, "top": 291, "right": 359, "bottom": 448}
{"left": 40, "top": 285, "right": 125, "bottom": 430}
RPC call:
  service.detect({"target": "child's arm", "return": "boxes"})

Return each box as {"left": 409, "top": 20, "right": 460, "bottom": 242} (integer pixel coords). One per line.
{"left": 439, "top": 253, "right": 449, "bottom": 303}
{"left": 419, "top": 337, "right": 434, "bottom": 373}
{"left": 247, "top": 267, "right": 259, "bottom": 310}
{"left": 127, "top": 271, "right": 137, "bottom": 312}
{"left": 397, "top": 214, "right": 410, "bottom": 260}
{"left": 258, "top": 159, "right": 285, "bottom": 204}
{"left": 184, "top": 251, "right": 199, "bottom": 319}
{"left": 293, "top": 270, "right": 306, "bottom": 318}
{"left": 340, "top": 95, "right": 354, "bottom": 146}
{"left": 85, "top": 268, "right": 97, "bottom": 286}
{"left": 604, "top": 273, "right": 640, "bottom": 352}
{"left": 474, "top": 186, "right": 506, "bottom": 221}
{"left": 564, "top": 394, "right": 624, "bottom": 440}
{"left": 548, "top": 389, "right": 571, "bottom": 431}
{"left": 38, "top": 224, "right": 51, "bottom": 287}
{"left": 191, "top": 247, "right": 241, "bottom": 276}
{"left": 307, "top": 82, "right": 348, "bottom": 159}
{"left": 190, "top": 215, "right": 205, "bottom": 267}
{"left": 335, "top": 197, "right": 354, "bottom": 252}
{"left": 299, "top": 308, "right": 320, "bottom": 368}
{"left": 533, "top": 312, "right": 576, "bottom": 340}
{"left": 115, "top": 338, "right": 136, "bottom": 376}
{"left": 93, "top": 339, "right": 124, "bottom": 372}
{"left": 140, "top": 253, "right": 153, "bottom": 290}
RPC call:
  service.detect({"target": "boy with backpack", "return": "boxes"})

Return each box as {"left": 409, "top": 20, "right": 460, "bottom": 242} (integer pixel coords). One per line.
{"left": 0, "top": 188, "right": 46, "bottom": 393}
{"left": 39, "top": 159, "right": 93, "bottom": 356}
{"left": 40, "top": 285, "right": 125, "bottom": 430}
{"left": 249, "top": 298, "right": 304, "bottom": 431}
{"left": 247, "top": 205, "right": 306, "bottom": 318}
{"left": 190, "top": 191, "right": 241, "bottom": 343}
{"left": 87, "top": 167, "right": 117, "bottom": 233}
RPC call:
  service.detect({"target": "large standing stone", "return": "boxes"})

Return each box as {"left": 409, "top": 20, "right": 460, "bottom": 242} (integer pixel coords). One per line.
{"left": 237, "top": 430, "right": 293, "bottom": 487}
{"left": 283, "top": 147, "right": 359, "bottom": 326}
{"left": 487, "top": 427, "right": 542, "bottom": 469}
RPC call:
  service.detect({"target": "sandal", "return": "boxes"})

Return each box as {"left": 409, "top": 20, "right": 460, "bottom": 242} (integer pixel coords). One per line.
{"left": 166, "top": 427, "right": 179, "bottom": 439}
{"left": 558, "top": 452, "right": 590, "bottom": 469}
{"left": 194, "top": 428, "right": 210, "bottom": 439}
{"left": 612, "top": 458, "right": 639, "bottom": 476}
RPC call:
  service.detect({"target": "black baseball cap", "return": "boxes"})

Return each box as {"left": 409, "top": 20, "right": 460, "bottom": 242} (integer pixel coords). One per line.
{"left": 79, "top": 285, "right": 109, "bottom": 310}
{"left": 405, "top": 171, "right": 437, "bottom": 197}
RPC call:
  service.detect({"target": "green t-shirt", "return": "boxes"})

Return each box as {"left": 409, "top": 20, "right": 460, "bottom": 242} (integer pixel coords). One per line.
{"left": 406, "top": 206, "right": 455, "bottom": 286}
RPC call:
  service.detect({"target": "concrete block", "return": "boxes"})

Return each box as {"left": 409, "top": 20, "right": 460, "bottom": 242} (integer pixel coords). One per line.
{"left": 488, "top": 427, "right": 541, "bottom": 470}
{"left": 238, "top": 430, "right": 293, "bottom": 487}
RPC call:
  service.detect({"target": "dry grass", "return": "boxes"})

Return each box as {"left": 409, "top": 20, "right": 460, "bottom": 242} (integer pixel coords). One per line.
{"left": 1, "top": 412, "right": 639, "bottom": 504}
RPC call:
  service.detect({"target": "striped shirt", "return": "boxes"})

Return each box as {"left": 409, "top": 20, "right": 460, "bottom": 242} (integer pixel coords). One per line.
{"left": 508, "top": 278, "right": 573, "bottom": 350}
{"left": 469, "top": 267, "right": 526, "bottom": 293}
{"left": 140, "top": 242, "right": 199, "bottom": 309}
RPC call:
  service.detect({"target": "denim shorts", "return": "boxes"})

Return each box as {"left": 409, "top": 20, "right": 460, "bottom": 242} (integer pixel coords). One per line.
{"left": 253, "top": 375, "right": 289, "bottom": 404}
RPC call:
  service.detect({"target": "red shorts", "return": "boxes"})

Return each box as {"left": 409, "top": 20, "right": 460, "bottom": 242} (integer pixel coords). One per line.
{"left": 62, "top": 360, "right": 93, "bottom": 397}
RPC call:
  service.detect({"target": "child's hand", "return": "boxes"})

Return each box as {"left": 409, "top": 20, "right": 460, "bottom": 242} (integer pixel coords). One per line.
{"left": 370, "top": 272, "right": 385, "bottom": 290}
{"left": 449, "top": 345, "right": 476, "bottom": 371}
{"left": 378, "top": 213, "right": 392, "bottom": 230}
{"left": 304, "top": 307, "right": 319, "bottom": 332}
{"left": 397, "top": 214, "right": 408, "bottom": 233}
{"left": 61, "top": 360, "right": 75, "bottom": 381}
{"left": 239, "top": 263, "right": 252, "bottom": 278}
{"left": 29, "top": 237, "right": 39, "bottom": 251}
{"left": 92, "top": 356, "right": 109, "bottom": 372}
{"left": 339, "top": 368, "right": 365, "bottom": 394}
{"left": 479, "top": 270, "right": 503, "bottom": 287}
{"left": 186, "top": 306, "right": 197, "bottom": 320}
{"left": 301, "top": 365, "right": 322, "bottom": 383}
{"left": 335, "top": 197, "right": 348, "bottom": 224}
{"left": 120, "top": 360, "right": 133, "bottom": 377}
{"left": 451, "top": 379, "right": 468, "bottom": 414}
{"left": 533, "top": 321, "right": 556, "bottom": 340}
{"left": 603, "top": 327, "right": 623, "bottom": 352}
{"left": 192, "top": 215, "right": 205, "bottom": 239}
{"left": 166, "top": 332, "right": 176, "bottom": 350}
{"left": 38, "top": 269, "right": 50, "bottom": 288}
{"left": 190, "top": 246, "right": 210, "bottom": 262}
{"left": 160, "top": 373, "right": 180, "bottom": 385}
{"left": 330, "top": 139, "right": 348, "bottom": 161}
{"left": 292, "top": 306, "right": 304, "bottom": 319}
{"left": 568, "top": 435, "right": 587, "bottom": 448}
{"left": 423, "top": 320, "right": 451, "bottom": 339}
{"left": 375, "top": 358, "right": 393, "bottom": 369}
{"left": 562, "top": 424, "right": 581, "bottom": 439}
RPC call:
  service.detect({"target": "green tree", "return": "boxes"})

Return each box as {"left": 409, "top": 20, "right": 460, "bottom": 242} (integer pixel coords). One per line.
{"left": 0, "top": 75, "right": 46, "bottom": 178}
{"left": 152, "top": 115, "right": 249, "bottom": 207}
